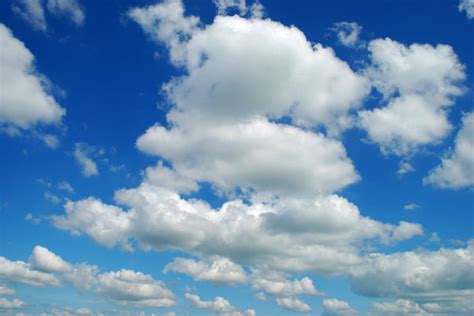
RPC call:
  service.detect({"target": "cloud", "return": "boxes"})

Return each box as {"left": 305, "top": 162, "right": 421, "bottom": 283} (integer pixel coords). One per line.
{"left": 214, "top": 0, "right": 247, "bottom": 16}
{"left": 185, "top": 293, "right": 255, "bottom": 316}
{"left": 29, "top": 245, "right": 72, "bottom": 273}
{"left": 46, "top": 0, "right": 85, "bottom": 26}
{"left": 250, "top": 268, "right": 323, "bottom": 297}
{"left": 97, "top": 269, "right": 175, "bottom": 308}
{"left": 0, "top": 256, "right": 60, "bottom": 287}
{"left": 144, "top": 161, "right": 198, "bottom": 194}
{"left": 0, "top": 246, "right": 176, "bottom": 310}
{"left": 275, "top": 297, "right": 311, "bottom": 313}
{"left": 322, "top": 298, "right": 357, "bottom": 316}
{"left": 403, "top": 203, "right": 420, "bottom": 211}
{"left": 459, "top": 0, "right": 474, "bottom": 19}
{"left": 397, "top": 161, "right": 415, "bottom": 176}
{"left": 44, "top": 191, "right": 61, "bottom": 204}
{"left": 0, "top": 285, "right": 16, "bottom": 296}
{"left": 57, "top": 181, "right": 74, "bottom": 193}
{"left": 424, "top": 112, "right": 474, "bottom": 189}
{"left": 359, "top": 38, "right": 465, "bottom": 156}
{"left": 73, "top": 143, "right": 99, "bottom": 177}
{"left": 0, "top": 24, "right": 65, "bottom": 129}
{"left": 53, "top": 183, "right": 422, "bottom": 275}
{"left": 11, "top": 0, "right": 47, "bottom": 32}
{"left": 331, "top": 22, "right": 362, "bottom": 48}
{"left": 371, "top": 299, "right": 439, "bottom": 315}
{"left": 164, "top": 257, "right": 248, "bottom": 285}
{"left": 349, "top": 241, "right": 474, "bottom": 313}
{"left": 0, "top": 297, "right": 25, "bottom": 309}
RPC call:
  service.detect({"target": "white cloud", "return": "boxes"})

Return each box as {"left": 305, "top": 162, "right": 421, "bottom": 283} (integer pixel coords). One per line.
{"left": 397, "top": 161, "right": 415, "bottom": 176}
{"left": 331, "top": 22, "right": 362, "bottom": 48}
{"left": 97, "top": 269, "right": 175, "bottom": 308}
{"left": 255, "top": 292, "right": 266, "bottom": 301}
{"left": 0, "top": 297, "right": 25, "bottom": 309}
{"left": 275, "top": 297, "right": 311, "bottom": 313}
{"left": 350, "top": 241, "right": 474, "bottom": 313}
{"left": 214, "top": 0, "right": 247, "bottom": 16}
{"left": 137, "top": 118, "right": 360, "bottom": 198}
{"left": 46, "top": 0, "right": 85, "bottom": 26}
{"left": 250, "top": 268, "right": 323, "bottom": 297}
{"left": 424, "top": 112, "right": 474, "bottom": 189}
{"left": 322, "top": 298, "right": 357, "bottom": 316}
{"left": 11, "top": 0, "right": 47, "bottom": 32}
{"left": 359, "top": 38, "right": 465, "bottom": 156}
{"left": 0, "top": 284, "right": 16, "bottom": 296}
{"left": 73, "top": 143, "right": 99, "bottom": 177}
{"left": 29, "top": 245, "right": 72, "bottom": 273}
{"left": 44, "top": 191, "right": 61, "bottom": 204}
{"left": 0, "top": 256, "right": 60, "bottom": 287}
{"left": 164, "top": 257, "right": 248, "bottom": 285}
{"left": 371, "top": 299, "right": 438, "bottom": 315}
{"left": 57, "top": 181, "right": 74, "bottom": 193}
{"left": 53, "top": 183, "right": 422, "bottom": 275}
{"left": 459, "top": 0, "right": 474, "bottom": 19}
{"left": 403, "top": 203, "right": 420, "bottom": 211}
{"left": 144, "top": 161, "right": 198, "bottom": 194}
{"left": 0, "top": 24, "right": 65, "bottom": 129}
{"left": 185, "top": 293, "right": 255, "bottom": 316}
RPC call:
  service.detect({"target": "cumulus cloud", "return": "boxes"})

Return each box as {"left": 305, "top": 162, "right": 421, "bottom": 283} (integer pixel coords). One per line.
{"left": 359, "top": 38, "right": 465, "bottom": 156}
{"left": 331, "top": 22, "right": 362, "bottom": 48}
{"left": 185, "top": 293, "right": 255, "bottom": 316}
{"left": 164, "top": 257, "right": 248, "bottom": 285}
{"left": 0, "top": 24, "right": 65, "bottom": 130}
{"left": 46, "top": 0, "right": 85, "bottom": 26}
{"left": 424, "top": 112, "right": 474, "bottom": 189}
{"left": 275, "top": 296, "right": 311, "bottom": 313}
{"left": 11, "top": 0, "right": 47, "bottom": 32}
{"left": 459, "top": 0, "right": 474, "bottom": 19}
{"left": 144, "top": 161, "right": 198, "bottom": 194}
{"left": 350, "top": 241, "right": 474, "bottom": 313}
{"left": 214, "top": 0, "right": 247, "bottom": 16}
{"left": 322, "top": 298, "right": 357, "bottom": 316}
{"left": 0, "top": 246, "right": 176, "bottom": 309}
{"left": 0, "top": 285, "right": 16, "bottom": 296}
{"left": 97, "top": 269, "right": 175, "bottom": 308}
{"left": 53, "top": 183, "right": 422, "bottom": 275}
{"left": 73, "top": 143, "right": 99, "bottom": 177}
{"left": 371, "top": 299, "right": 439, "bottom": 315}
{"left": 29, "top": 245, "right": 72, "bottom": 273}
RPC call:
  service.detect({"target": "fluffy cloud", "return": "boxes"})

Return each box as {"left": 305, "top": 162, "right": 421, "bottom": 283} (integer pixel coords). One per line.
{"left": 350, "top": 241, "right": 474, "bottom": 313}
{"left": 322, "top": 298, "right": 357, "bottom": 316}
{"left": 11, "top": 0, "right": 47, "bottom": 32}
{"left": 185, "top": 293, "right": 255, "bottom": 316}
{"left": 46, "top": 0, "right": 85, "bottom": 26}
{"left": 0, "top": 297, "right": 25, "bottom": 309}
{"left": 97, "top": 269, "right": 175, "bottom": 308}
{"left": 424, "top": 112, "right": 474, "bottom": 189}
{"left": 137, "top": 118, "right": 359, "bottom": 198}
{"left": 164, "top": 257, "right": 248, "bottom": 285}
{"left": 0, "top": 24, "right": 65, "bottom": 130}
{"left": 331, "top": 22, "right": 362, "bottom": 48}
{"left": 53, "top": 183, "right": 422, "bottom": 275}
{"left": 371, "top": 299, "right": 439, "bottom": 315}
{"left": 359, "top": 38, "right": 465, "bottom": 156}
{"left": 275, "top": 297, "right": 311, "bottom": 313}
{"left": 29, "top": 245, "right": 72, "bottom": 273}
{"left": 0, "top": 246, "right": 176, "bottom": 310}
{"left": 459, "top": 0, "right": 474, "bottom": 19}
{"left": 73, "top": 143, "right": 99, "bottom": 177}
{"left": 214, "top": 0, "right": 247, "bottom": 16}
{"left": 250, "top": 268, "right": 323, "bottom": 297}
{"left": 0, "top": 256, "right": 60, "bottom": 287}
{"left": 144, "top": 161, "right": 198, "bottom": 194}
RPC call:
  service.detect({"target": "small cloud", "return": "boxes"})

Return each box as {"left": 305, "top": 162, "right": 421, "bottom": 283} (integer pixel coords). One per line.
{"left": 57, "top": 181, "right": 74, "bottom": 193}
{"left": 429, "top": 232, "right": 440, "bottom": 243}
{"left": 73, "top": 143, "right": 99, "bottom": 177}
{"left": 44, "top": 191, "right": 61, "bottom": 204}
{"left": 459, "top": 0, "right": 474, "bottom": 19}
{"left": 397, "top": 161, "right": 415, "bottom": 176}
{"left": 331, "top": 21, "right": 362, "bottom": 48}
{"left": 255, "top": 292, "right": 266, "bottom": 301}
{"left": 403, "top": 203, "right": 420, "bottom": 210}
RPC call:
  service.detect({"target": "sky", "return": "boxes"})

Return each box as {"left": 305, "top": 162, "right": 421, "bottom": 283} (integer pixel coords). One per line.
{"left": 0, "top": 0, "right": 473, "bottom": 315}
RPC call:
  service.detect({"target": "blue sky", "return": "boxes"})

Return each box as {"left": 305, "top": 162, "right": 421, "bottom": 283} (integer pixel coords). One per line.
{"left": 0, "top": 0, "right": 473, "bottom": 315}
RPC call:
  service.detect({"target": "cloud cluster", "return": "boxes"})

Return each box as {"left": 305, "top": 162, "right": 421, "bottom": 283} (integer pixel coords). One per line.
{"left": 0, "top": 246, "right": 176, "bottom": 309}
{"left": 459, "top": 0, "right": 474, "bottom": 19}
{"left": 331, "top": 22, "right": 362, "bottom": 48}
